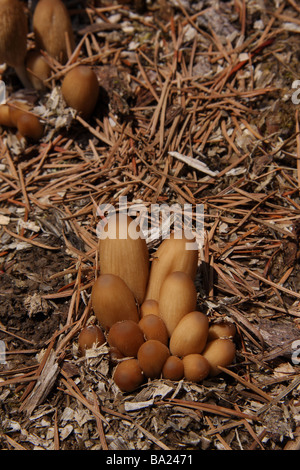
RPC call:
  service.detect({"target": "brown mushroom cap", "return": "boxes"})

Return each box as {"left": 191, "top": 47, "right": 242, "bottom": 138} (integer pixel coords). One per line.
{"left": 33, "top": 0, "right": 75, "bottom": 64}
{"left": 159, "top": 271, "right": 197, "bottom": 336}
{"left": 107, "top": 320, "right": 145, "bottom": 358}
{"left": 140, "top": 299, "right": 160, "bottom": 318}
{"left": 162, "top": 356, "right": 184, "bottom": 381}
{"left": 182, "top": 354, "right": 210, "bottom": 382}
{"left": 16, "top": 112, "right": 44, "bottom": 141}
{"left": 202, "top": 338, "right": 236, "bottom": 376}
{"left": 137, "top": 339, "right": 170, "bottom": 379}
{"left": 0, "top": 105, "right": 15, "bottom": 128}
{"left": 169, "top": 311, "right": 209, "bottom": 357}
{"left": 26, "top": 49, "right": 51, "bottom": 90}
{"left": 78, "top": 325, "right": 105, "bottom": 355}
{"left": 0, "top": 0, "right": 31, "bottom": 87}
{"left": 91, "top": 273, "right": 139, "bottom": 330}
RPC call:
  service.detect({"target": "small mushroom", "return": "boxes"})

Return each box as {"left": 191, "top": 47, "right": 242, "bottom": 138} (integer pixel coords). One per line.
{"left": 113, "top": 358, "right": 144, "bottom": 393}
{"left": 140, "top": 299, "right": 160, "bottom": 318}
{"left": 16, "top": 112, "right": 44, "bottom": 141}
{"left": 169, "top": 311, "right": 209, "bottom": 357}
{"left": 0, "top": 104, "right": 15, "bottom": 128}
{"left": 182, "top": 354, "right": 210, "bottom": 382}
{"left": 138, "top": 314, "right": 169, "bottom": 345}
{"left": 207, "top": 321, "right": 236, "bottom": 342}
{"left": 25, "top": 49, "right": 51, "bottom": 91}
{"left": 78, "top": 324, "right": 105, "bottom": 356}
{"left": 91, "top": 273, "right": 139, "bottom": 330}
{"left": 202, "top": 338, "right": 236, "bottom": 376}
{"left": 158, "top": 271, "right": 197, "bottom": 336}
{"left": 137, "top": 339, "right": 170, "bottom": 379}
{"left": 61, "top": 65, "right": 100, "bottom": 119}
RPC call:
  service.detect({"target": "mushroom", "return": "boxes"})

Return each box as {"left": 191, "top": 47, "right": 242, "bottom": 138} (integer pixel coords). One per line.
{"left": 137, "top": 339, "right": 170, "bottom": 379}
{"left": 107, "top": 320, "right": 145, "bottom": 358}
{"left": 145, "top": 231, "right": 198, "bottom": 302}
{"left": 98, "top": 214, "right": 149, "bottom": 305}
{"left": 16, "top": 112, "right": 44, "bottom": 141}
{"left": 113, "top": 358, "right": 144, "bottom": 393}
{"left": 61, "top": 65, "right": 99, "bottom": 119}
{"left": 0, "top": 0, "right": 32, "bottom": 88}
{"left": 169, "top": 311, "right": 209, "bottom": 357}
{"left": 138, "top": 314, "right": 169, "bottom": 345}
{"left": 207, "top": 321, "right": 236, "bottom": 342}
{"left": 33, "top": 0, "right": 75, "bottom": 64}
{"left": 78, "top": 324, "right": 105, "bottom": 356}
{"left": 162, "top": 356, "right": 184, "bottom": 381}
{"left": 25, "top": 49, "right": 51, "bottom": 91}
{"left": 0, "top": 101, "right": 44, "bottom": 141}
{"left": 202, "top": 338, "right": 236, "bottom": 376}
{"left": 140, "top": 299, "right": 160, "bottom": 318}
{"left": 182, "top": 354, "right": 210, "bottom": 382}
{"left": 91, "top": 273, "right": 139, "bottom": 330}
{"left": 158, "top": 271, "right": 197, "bottom": 336}
{"left": 0, "top": 104, "right": 15, "bottom": 128}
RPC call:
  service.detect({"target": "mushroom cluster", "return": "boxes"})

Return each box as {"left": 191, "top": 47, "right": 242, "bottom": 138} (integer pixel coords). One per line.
{"left": 78, "top": 214, "right": 237, "bottom": 393}
{"left": 0, "top": 0, "right": 100, "bottom": 141}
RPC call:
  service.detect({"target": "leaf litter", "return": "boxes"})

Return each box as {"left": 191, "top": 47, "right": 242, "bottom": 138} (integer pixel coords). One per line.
{"left": 0, "top": 0, "right": 300, "bottom": 451}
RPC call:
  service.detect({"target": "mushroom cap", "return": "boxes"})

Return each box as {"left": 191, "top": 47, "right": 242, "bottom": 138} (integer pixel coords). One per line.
{"left": 33, "top": 0, "right": 75, "bottom": 64}
{"left": 26, "top": 49, "right": 51, "bottom": 90}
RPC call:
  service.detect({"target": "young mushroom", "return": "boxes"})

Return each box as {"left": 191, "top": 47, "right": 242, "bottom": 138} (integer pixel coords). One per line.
{"left": 98, "top": 213, "right": 149, "bottom": 305}
{"left": 140, "top": 299, "right": 160, "bottom": 318}
{"left": 16, "top": 112, "right": 44, "bottom": 141}
{"left": 137, "top": 339, "right": 170, "bottom": 380}
{"left": 8, "top": 101, "right": 31, "bottom": 125}
{"left": 169, "top": 311, "right": 209, "bottom": 357}
{"left": 25, "top": 49, "right": 51, "bottom": 91}
{"left": 182, "top": 354, "right": 211, "bottom": 382}
{"left": 158, "top": 271, "right": 197, "bottom": 336}
{"left": 0, "top": 105, "right": 15, "bottom": 128}
{"left": 78, "top": 324, "right": 105, "bottom": 356}
{"left": 33, "top": 0, "right": 75, "bottom": 64}
{"left": 202, "top": 338, "right": 236, "bottom": 376}
{"left": 207, "top": 321, "right": 236, "bottom": 342}
{"left": 107, "top": 320, "right": 145, "bottom": 358}
{"left": 0, "top": 0, "right": 32, "bottom": 88}
{"left": 138, "top": 314, "right": 169, "bottom": 346}
{"left": 0, "top": 101, "right": 44, "bottom": 141}
{"left": 145, "top": 231, "right": 198, "bottom": 302}
{"left": 113, "top": 358, "right": 144, "bottom": 393}
{"left": 162, "top": 356, "right": 184, "bottom": 381}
